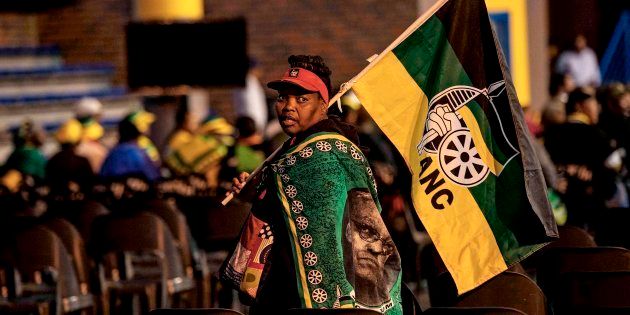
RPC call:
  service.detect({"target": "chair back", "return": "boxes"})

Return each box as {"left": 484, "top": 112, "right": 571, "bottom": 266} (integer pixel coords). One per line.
{"left": 92, "top": 212, "right": 185, "bottom": 281}
{"left": 177, "top": 196, "right": 249, "bottom": 251}
{"left": 43, "top": 218, "right": 91, "bottom": 294}
{"left": 149, "top": 308, "right": 244, "bottom": 314}
{"left": 401, "top": 282, "right": 422, "bottom": 315}
{"left": 429, "top": 271, "right": 547, "bottom": 315}
{"left": 424, "top": 307, "right": 527, "bottom": 314}
{"left": 554, "top": 271, "right": 630, "bottom": 314}
{"left": 546, "top": 225, "right": 596, "bottom": 249}
{"left": 14, "top": 226, "right": 81, "bottom": 298}
{"left": 0, "top": 261, "right": 22, "bottom": 300}
{"left": 142, "top": 199, "right": 194, "bottom": 273}
{"left": 537, "top": 246, "right": 630, "bottom": 300}
{"left": 287, "top": 309, "right": 383, "bottom": 314}
{"left": 592, "top": 208, "right": 630, "bottom": 248}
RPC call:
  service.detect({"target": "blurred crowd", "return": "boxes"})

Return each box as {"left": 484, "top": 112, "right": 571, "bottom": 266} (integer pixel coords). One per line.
{"left": 526, "top": 35, "right": 630, "bottom": 230}
{"left": 0, "top": 35, "right": 628, "bottom": 299}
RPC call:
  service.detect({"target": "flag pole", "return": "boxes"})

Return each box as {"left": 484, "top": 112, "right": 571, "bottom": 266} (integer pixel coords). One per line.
{"left": 221, "top": 147, "right": 280, "bottom": 205}
{"left": 223, "top": 0, "right": 448, "bottom": 205}
{"left": 327, "top": 0, "right": 449, "bottom": 107}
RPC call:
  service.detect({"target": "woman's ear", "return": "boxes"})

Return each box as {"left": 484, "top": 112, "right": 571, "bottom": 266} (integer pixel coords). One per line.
{"left": 320, "top": 98, "right": 328, "bottom": 113}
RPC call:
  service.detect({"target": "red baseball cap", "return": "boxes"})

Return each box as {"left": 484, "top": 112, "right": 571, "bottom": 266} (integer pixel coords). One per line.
{"left": 267, "top": 67, "right": 329, "bottom": 104}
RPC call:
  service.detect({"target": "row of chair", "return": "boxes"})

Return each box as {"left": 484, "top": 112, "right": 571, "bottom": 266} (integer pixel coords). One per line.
{"left": 0, "top": 195, "right": 246, "bottom": 315}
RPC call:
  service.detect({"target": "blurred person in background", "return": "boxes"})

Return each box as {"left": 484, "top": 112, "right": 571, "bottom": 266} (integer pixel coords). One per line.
{"left": 598, "top": 84, "right": 630, "bottom": 170}
{"left": 555, "top": 34, "right": 601, "bottom": 88}
{"left": 230, "top": 116, "right": 265, "bottom": 174}
{"left": 165, "top": 103, "right": 198, "bottom": 157}
{"left": 46, "top": 119, "right": 94, "bottom": 200}
{"left": 544, "top": 88, "right": 618, "bottom": 227}
{"left": 597, "top": 83, "right": 630, "bottom": 207}
{"left": 233, "top": 58, "right": 268, "bottom": 133}
{"left": 74, "top": 97, "right": 109, "bottom": 173}
{"left": 164, "top": 113, "right": 235, "bottom": 190}
{"left": 100, "top": 111, "right": 160, "bottom": 182}
{"left": 132, "top": 110, "right": 161, "bottom": 166}
{"left": 3, "top": 120, "right": 47, "bottom": 181}
{"left": 542, "top": 73, "right": 576, "bottom": 129}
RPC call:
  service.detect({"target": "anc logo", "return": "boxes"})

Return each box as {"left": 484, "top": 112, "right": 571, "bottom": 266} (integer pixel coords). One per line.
{"left": 417, "top": 80, "right": 519, "bottom": 188}
{"left": 289, "top": 68, "right": 300, "bottom": 77}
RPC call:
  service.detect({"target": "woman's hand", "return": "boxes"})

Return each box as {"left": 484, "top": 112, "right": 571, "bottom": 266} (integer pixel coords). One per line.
{"left": 230, "top": 172, "right": 250, "bottom": 195}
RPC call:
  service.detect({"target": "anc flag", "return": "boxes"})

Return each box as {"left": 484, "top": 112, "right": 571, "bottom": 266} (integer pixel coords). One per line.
{"left": 351, "top": 0, "right": 558, "bottom": 294}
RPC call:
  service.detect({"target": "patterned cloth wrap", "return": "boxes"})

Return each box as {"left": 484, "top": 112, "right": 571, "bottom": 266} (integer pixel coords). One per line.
{"left": 224, "top": 132, "right": 403, "bottom": 314}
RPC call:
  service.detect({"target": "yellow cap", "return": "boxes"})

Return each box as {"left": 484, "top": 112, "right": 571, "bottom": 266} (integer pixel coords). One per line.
{"left": 198, "top": 115, "right": 235, "bottom": 137}
{"left": 130, "top": 110, "right": 155, "bottom": 134}
{"left": 55, "top": 119, "right": 83, "bottom": 145}
{"left": 1, "top": 169, "right": 22, "bottom": 193}
{"left": 82, "top": 119, "right": 105, "bottom": 141}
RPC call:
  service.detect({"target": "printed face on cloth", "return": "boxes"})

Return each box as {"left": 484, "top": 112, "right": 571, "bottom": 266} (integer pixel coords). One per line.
{"left": 274, "top": 86, "right": 327, "bottom": 136}
{"left": 343, "top": 189, "right": 401, "bottom": 307}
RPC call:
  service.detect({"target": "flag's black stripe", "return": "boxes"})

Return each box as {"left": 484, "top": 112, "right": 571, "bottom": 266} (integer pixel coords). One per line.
{"left": 435, "top": 0, "right": 519, "bottom": 160}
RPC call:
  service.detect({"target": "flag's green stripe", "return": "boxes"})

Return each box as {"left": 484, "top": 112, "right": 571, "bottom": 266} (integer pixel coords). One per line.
{"left": 434, "top": 0, "right": 519, "bottom": 161}
{"left": 392, "top": 15, "right": 526, "bottom": 264}
{"left": 434, "top": 0, "right": 554, "bottom": 249}
{"left": 392, "top": 16, "right": 509, "bottom": 164}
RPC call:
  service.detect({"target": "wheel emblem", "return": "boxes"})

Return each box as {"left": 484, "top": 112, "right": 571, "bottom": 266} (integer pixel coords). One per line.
{"left": 281, "top": 174, "right": 290, "bottom": 183}
{"left": 299, "top": 147, "right": 314, "bottom": 158}
{"left": 291, "top": 200, "right": 304, "bottom": 214}
{"left": 304, "top": 251, "right": 318, "bottom": 266}
{"left": 316, "top": 141, "right": 332, "bottom": 152}
{"left": 438, "top": 129, "right": 490, "bottom": 187}
{"left": 300, "top": 234, "right": 313, "bottom": 248}
{"left": 285, "top": 185, "right": 297, "bottom": 198}
{"left": 287, "top": 155, "right": 297, "bottom": 165}
{"left": 335, "top": 141, "right": 348, "bottom": 152}
{"left": 295, "top": 216, "right": 309, "bottom": 230}
{"left": 312, "top": 288, "right": 328, "bottom": 303}
{"left": 308, "top": 270, "right": 323, "bottom": 285}
{"left": 350, "top": 147, "right": 362, "bottom": 160}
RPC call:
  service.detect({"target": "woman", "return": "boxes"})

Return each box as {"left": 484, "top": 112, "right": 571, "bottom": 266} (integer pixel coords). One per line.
{"left": 3, "top": 120, "right": 47, "bottom": 181}
{"left": 100, "top": 111, "right": 160, "bottom": 182}
{"left": 224, "top": 55, "right": 402, "bottom": 314}
{"left": 46, "top": 119, "right": 94, "bottom": 199}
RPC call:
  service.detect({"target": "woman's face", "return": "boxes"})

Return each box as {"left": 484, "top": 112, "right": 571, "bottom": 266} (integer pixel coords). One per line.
{"left": 275, "top": 86, "right": 327, "bottom": 136}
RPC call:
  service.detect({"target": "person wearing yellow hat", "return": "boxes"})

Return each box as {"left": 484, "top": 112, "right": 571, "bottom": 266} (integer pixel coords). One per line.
{"left": 100, "top": 111, "right": 160, "bottom": 182}
{"left": 165, "top": 112, "right": 235, "bottom": 189}
{"left": 46, "top": 119, "right": 94, "bottom": 199}
{"left": 128, "top": 110, "right": 161, "bottom": 165}
{"left": 74, "top": 97, "right": 109, "bottom": 173}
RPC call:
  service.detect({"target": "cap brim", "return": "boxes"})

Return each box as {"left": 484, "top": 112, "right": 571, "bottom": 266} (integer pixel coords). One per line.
{"left": 267, "top": 78, "right": 319, "bottom": 92}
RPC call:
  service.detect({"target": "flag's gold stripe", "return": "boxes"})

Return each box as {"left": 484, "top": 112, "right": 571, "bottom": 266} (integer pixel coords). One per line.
{"left": 353, "top": 52, "right": 426, "bottom": 169}
{"left": 276, "top": 175, "right": 312, "bottom": 307}
{"left": 354, "top": 51, "right": 507, "bottom": 294}
{"left": 411, "top": 154, "right": 508, "bottom": 293}
{"left": 458, "top": 106, "right": 504, "bottom": 175}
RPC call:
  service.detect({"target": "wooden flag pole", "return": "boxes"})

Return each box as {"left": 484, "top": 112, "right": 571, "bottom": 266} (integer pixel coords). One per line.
{"left": 327, "top": 0, "right": 449, "bottom": 107}
{"left": 221, "top": 147, "right": 280, "bottom": 205}
{"left": 222, "top": 0, "right": 448, "bottom": 206}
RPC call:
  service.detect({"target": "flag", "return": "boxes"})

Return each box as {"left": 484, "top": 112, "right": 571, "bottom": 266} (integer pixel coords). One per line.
{"left": 351, "top": 0, "right": 558, "bottom": 294}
